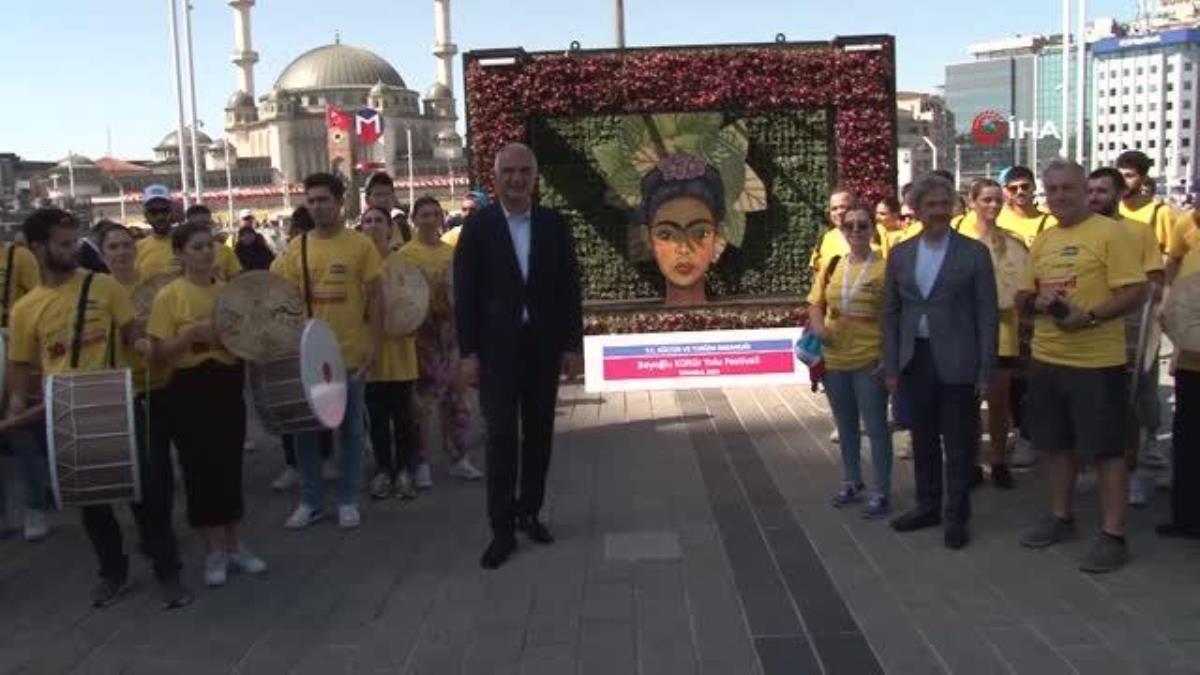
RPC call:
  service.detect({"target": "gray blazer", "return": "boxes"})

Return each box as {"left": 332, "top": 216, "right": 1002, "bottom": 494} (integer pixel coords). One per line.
{"left": 883, "top": 231, "right": 998, "bottom": 387}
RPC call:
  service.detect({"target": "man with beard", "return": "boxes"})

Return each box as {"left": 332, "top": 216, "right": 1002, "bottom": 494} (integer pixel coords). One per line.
{"left": 1087, "top": 167, "right": 1165, "bottom": 507}
{"left": 1117, "top": 150, "right": 1176, "bottom": 252}
{"left": 6, "top": 208, "right": 191, "bottom": 608}
{"left": 135, "top": 185, "right": 180, "bottom": 279}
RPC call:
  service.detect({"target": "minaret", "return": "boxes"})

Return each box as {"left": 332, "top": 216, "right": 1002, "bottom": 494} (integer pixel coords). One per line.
{"left": 229, "top": 0, "right": 258, "bottom": 99}
{"left": 425, "top": 0, "right": 459, "bottom": 136}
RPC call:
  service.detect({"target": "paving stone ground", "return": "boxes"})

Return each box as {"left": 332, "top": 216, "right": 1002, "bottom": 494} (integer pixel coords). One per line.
{"left": 0, "top": 379, "right": 1197, "bottom": 674}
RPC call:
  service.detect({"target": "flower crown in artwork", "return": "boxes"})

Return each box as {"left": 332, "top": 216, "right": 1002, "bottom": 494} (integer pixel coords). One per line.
{"left": 656, "top": 153, "right": 708, "bottom": 182}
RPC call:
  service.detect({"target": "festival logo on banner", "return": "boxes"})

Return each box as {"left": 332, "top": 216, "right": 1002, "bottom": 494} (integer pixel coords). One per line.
{"left": 355, "top": 109, "right": 383, "bottom": 146}
{"left": 971, "top": 110, "right": 1010, "bottom": 147}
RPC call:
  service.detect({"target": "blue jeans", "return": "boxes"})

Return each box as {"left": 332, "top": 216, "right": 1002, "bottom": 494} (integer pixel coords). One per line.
{"left": 297, "top": 377, "right": 366, "bottom": 509}
{"left": 823, "top": 364, "right": 893, "bottom": 496}
{"left": 0, "top": 430, "right": 49, "bottom": 519}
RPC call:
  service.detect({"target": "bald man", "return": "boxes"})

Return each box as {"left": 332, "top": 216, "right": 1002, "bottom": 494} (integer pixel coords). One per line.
{"left": 454, "top": 143, "right": 583, "bottom": 569}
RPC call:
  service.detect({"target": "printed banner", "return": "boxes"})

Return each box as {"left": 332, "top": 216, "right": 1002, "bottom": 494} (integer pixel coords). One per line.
{"left": 583, "top": 327, "right": 807, "bottom": 392}
{"left": 355, "top": 109, "right": 383, "bottom": 146}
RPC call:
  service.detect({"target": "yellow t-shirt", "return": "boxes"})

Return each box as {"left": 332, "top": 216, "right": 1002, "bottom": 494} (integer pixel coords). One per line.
{"left": 441, "top": 226, "right": 462, "bottom": 248}
{"left": 1120, "top": 198, "right": 1175, "bottom": 253}
{"left": 1020, "top": 214, "right": 1146, "bottom": 368}
{"left": 958, "top": 222, "right": 1025, "bottom": 358}
{"left": 0, "top": 243, "right": 40, "bottom": 327}
{"left": 997, "top": 208, "right": 1056, "bottom": 247}
{"left": 135, "top": 234, "right": 175, "bottom": 280}
{"left": 214, "top": 244, "right": 242, "bottom": 281}
{"left": 8, "top": 271, "right": 133, "bottom": 375}
{"left": 889, "top": 220, "right": 923, "bottom": 249}
{"left": 398, "top": 238, "right": 456, "bottom": 317}
{"left": 1166, "top": 210, "right": 1199, "bottom": 262}
{"left": 806, "top": 253, "right": 886, "bottom": 371}
{"left": 1121, "top": 218, "right": 1165, "bottom": 275}
{"left": 808, "top": 227, "right": 846, "bottom": 273}
{"left": 1175, "top": 248, "right": 1200, "bottom": 373}
{"left": 146, "top": 277, "right": 237, "bottom": 370}
{"left": 115, "top": 275, "right": 171, "bottom": 392}
{"left": 273, "top": 229, "right": 383, "bottom": 369}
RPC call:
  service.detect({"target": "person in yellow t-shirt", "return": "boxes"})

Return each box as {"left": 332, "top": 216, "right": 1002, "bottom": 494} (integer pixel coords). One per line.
{"left": 808, "top": 188, "right": 855, "bottom": 274}
{"left": 874, "top": 195, "right": 906, "bottom": 257}
{"left": 996, "top": 166, "right": 1056, "bottom": 246}
{"left": 0, "top": 238, "right": 39, "bottom": 331}
{"left": 145, "top": 221, "right": 263, "bottom": 589}
{"left": 184, "top": 204, "right": 243, "bottom": 281}
{"left": 807, "top": 207, "right": 893, "bottom": 517}
{"left": 398, "top": 196, "right": 482, "bottom": 484}
{"left": 1117, "top": 150, "right": 1175, "bottom": 252}
{"left": 135, "top": 187, "right": 179, "bottom": 279}
{"left": 961, "top": 179, "right": 1027, "bottom": 489}
{"left": 1016, "top": 160, "right": 1147, "bottom": 573}
{"left": 1165, "top": 208, "right": 1200, "bottom": 283}
{"left": 6, "top": 208, "right": 192, "bottom": 609}
{"left": 272, "top": 172, "right": 384, "bottom": 530}
{"left": 1086, "top": 167, "right": 1167, "bottom": 505}
{"left": 364, "top": 172, "right": 413, "bottom": 248}
{"left": 358, "top": 206, "right": 421, "bottom": 499}
{"left": 1157, "top": 246, "right": 1200, "bottom": 538}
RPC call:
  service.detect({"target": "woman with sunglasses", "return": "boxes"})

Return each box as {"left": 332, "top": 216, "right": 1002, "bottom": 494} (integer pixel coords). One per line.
{"left": 961, "top": 179, "right": 1027, "bottom": 489}
{"left": 807, "top": 207, "right": 893, "bottom": 517}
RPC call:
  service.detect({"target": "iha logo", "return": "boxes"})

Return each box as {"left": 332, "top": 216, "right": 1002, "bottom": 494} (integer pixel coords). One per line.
{"left": 971, "top": 111, "right": 1010, "bottom": 147}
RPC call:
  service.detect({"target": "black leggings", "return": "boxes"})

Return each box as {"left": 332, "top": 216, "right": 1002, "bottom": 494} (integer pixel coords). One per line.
{"left": 366, "top": 380, "right": 417, "bottom": 480}
{"left": 170, "top": 361, "right": 246, "bottom": 528}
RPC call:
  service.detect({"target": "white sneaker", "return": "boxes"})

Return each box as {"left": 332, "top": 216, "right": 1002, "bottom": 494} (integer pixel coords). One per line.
{"left": 271, "top": 467, "right": 299, "bottom": 492}
{"left": 23, "top": 510, "right": 48, "bottom": 542}
{"left": 228, "top": 545, "right": 268, "bottom": 574}
{"left": 284, "top": 504, "right": 324, "bottom": 529}
{"left": 414, "top": 462, "right": 433, "bottom": 490}
{"left": 321, "top": 461, "right": 339, "bottom": 482}
{"left": 449, "top": 457, "right": 483, "bottom": 481}
{"left": 204, "top": 551, "right": 229, "bottom": 587}
{"left": 338, "top": 504, "right": 361, "bottom": 529}
{"left": 1010, "top": 436, "right": 1037, "bottom": 467}
{"left": 1128, "top": 475, "right": 1149, "bottom": 508}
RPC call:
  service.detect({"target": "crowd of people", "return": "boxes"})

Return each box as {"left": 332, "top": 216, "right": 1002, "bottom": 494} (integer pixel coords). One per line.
{"left": 808, "top": 150, "right": 1199, "bottom": 573}
{"left": 0, "top": 158, "right": 514, "bottom": 610}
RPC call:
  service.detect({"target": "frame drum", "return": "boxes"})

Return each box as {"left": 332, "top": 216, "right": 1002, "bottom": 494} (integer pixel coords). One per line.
{"left": 382, "top": 259, "right": 430, "bottom": 337}
{"left": 45, "top": 369, "right": 140, "bottom": 507}
{"left": 215, "top": 271, "right": 308, "bottom": 362}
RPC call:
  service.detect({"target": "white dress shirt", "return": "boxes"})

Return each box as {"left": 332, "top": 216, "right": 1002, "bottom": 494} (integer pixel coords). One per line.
{"left": 503, "top": 203, "right": 532, "bottom": 322}
{"left": 914, "top": 234, "right": 949, "bottom": 338}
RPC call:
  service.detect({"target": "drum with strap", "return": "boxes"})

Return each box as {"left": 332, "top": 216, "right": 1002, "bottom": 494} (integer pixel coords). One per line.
{"left": 214, "top": 271, "right": 308, "bottom": 362}
{"left": 381, "top": 259, "right": 430, "bottom": 337}
{"left": 44, "top": 273, "right": 139, "bottom": 507}
{"left": 132, "top": 272, "right": 179, "bottom": 327}
{"left": 247, "top": 319, "right": 347, "bottom": 435}
{"left": 985, "top": 230, "right": 1029, "bottom": 310}
{"left": 1165, "top": 272, "right": 1200, "bottom": 355}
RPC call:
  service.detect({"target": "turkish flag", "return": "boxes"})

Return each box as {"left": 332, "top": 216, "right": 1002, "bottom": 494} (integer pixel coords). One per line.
{"left": 326, "top": 105, "right": 351, "bottom": 131}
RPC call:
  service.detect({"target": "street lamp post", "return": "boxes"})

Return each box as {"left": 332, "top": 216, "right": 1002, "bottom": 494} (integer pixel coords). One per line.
{"left": 167, "top": 0, "right": 191, "bottom": 209}
{"left": 921, "top": 136, "right": 939, "bottom": 171}
{"left": 224, "top": 140, "right": 235, "bottom": 225}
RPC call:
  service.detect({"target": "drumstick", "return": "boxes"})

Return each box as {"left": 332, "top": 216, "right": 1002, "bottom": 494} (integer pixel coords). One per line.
{"left": 0, "top": 402, "right": 45, "bottom": 434}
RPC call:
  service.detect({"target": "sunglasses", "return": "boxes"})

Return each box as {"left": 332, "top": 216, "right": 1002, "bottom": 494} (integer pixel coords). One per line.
{"left": 1005, "top": 183, "right": 1034, "bottom": 193}
{"left": 841, "top": 221, "right": 873, "bottom": 233}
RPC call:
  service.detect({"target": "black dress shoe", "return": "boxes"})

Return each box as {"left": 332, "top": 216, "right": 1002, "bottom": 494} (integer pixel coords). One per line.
{"left": 944, "top": 522, "right": 969, "bottom": 549}
{"left": 480, "top": 534, "right": 517, "bottom": 570}
{"left": 890, "top": 509, "right": 942, "bottom": 532}
{"left": 516, "top": 515, "right": 554, "bottom": 544}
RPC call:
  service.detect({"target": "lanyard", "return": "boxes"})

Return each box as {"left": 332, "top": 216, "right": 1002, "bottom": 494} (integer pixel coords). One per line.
{"left": 840, "top": 252, "right": 875, "bottom": 315}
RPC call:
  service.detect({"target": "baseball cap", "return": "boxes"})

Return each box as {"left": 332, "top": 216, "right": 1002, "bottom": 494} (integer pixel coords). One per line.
{"left": 238, "top": 208, "right": 254, "bottom": 220}
{"left": 142, "top": 184, "right": 171, "bottom": 204}
{"left": 390, "top": 208, "right": 406, "bottom": 219}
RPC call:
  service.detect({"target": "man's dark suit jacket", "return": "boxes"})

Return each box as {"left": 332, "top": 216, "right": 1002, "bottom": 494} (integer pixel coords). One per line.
{"left": 453, "top": 202, "right": 582, "bottom": 375}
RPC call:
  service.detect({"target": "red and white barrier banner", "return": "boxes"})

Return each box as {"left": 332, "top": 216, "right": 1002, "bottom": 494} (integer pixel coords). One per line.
{"left": 582, "top": 327, "right": 807, "bottom": 392}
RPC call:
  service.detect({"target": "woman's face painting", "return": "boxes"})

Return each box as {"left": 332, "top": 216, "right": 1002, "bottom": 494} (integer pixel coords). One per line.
{"left": 647, "top": 196, "right": 721, "bottom": 291}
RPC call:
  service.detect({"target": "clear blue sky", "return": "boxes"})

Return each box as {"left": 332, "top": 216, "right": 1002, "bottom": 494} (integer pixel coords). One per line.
{"left": 1, "top": 0, "right": 1135, "bottom": 161}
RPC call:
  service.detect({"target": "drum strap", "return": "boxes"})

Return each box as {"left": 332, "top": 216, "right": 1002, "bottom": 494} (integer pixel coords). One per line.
{"left": 1, "top": 243, "right": 15, "bottom": 329}
{"left": 1037, "top": 214, "right": 1050, "bottom": 234}
{"left": 70, "top": 273, "right": 97, "bottom": 370}
{"left": 819, "top": 255, "right": 842, "bottom": 305}
{"left": 300, "top": 233, "right": 313, "bottom": 318}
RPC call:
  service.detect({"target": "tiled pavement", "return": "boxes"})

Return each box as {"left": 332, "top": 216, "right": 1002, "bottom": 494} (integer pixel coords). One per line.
{"left": 0, "top": 382, "right": 1198, "bottom": 674}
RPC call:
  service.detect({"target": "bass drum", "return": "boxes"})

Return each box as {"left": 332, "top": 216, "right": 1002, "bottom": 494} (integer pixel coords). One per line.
{"left": 248, "top": 319, "right": 347, "bottom": 435}
{"left": 1165, "top": 272, "right": 1200, "bottom": 355}
{"left": 986, "top": 231, "right": 1029, "bottom": 311}
{"left": 45, "top": 369, "right": 140, "bottom": 507}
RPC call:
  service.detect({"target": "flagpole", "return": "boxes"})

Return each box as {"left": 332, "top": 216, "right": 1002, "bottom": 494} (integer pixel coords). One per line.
{"left": 168, "top": 0, "right": 191, "bottom": 209}
{"left": 183, "top": 0, "right": 204, "bottom": 203}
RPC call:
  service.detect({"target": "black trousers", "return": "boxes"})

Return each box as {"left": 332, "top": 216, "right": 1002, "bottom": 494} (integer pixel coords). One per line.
{"left": 170, "top": 361, "right": 246, "bottom": 528}
{"left": 76, "top": 388, "right": 181, "bottom": 582}
{"left": 365, "top": 380, "right": 418, "bottom": 480}
{"left": 1171, "top": 370, "right": 1200, "bottom": 530}
{"left": 901, "top": 340, "right": 979, "bottom": 524}
{"left": 282, "top": 430, "right": 332, "bottom": 467}
{"left": 479, "top": 327, "right": 562, "bottom": 535}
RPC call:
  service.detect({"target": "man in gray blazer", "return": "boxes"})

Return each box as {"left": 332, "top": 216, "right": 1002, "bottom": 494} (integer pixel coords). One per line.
{"left": 883, "top": 174, "right": 999, "bottom": 549}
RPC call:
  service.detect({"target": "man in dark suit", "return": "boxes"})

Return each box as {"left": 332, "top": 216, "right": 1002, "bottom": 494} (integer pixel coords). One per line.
{"left": 883, "top": 174, "right": 998, "bottom": 549}
{"left": 454, "top": 142, "right": 583, "bottom": 570}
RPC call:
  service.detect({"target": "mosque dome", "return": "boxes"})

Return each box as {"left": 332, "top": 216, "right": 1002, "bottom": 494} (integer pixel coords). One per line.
{"left": 226, "top": 91, "right": 255, "bottom": 108}
{"left": 157, "top": 127, "right": 213, "bottom": 149}
{"left": 56, "top": 153, "right": 95, "bottom": 169}
{"left": 425, "top": 82, "right": 452, "bottom": 100}
{"left": 274, "top": 43, "right": 406, "bottom": 91}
